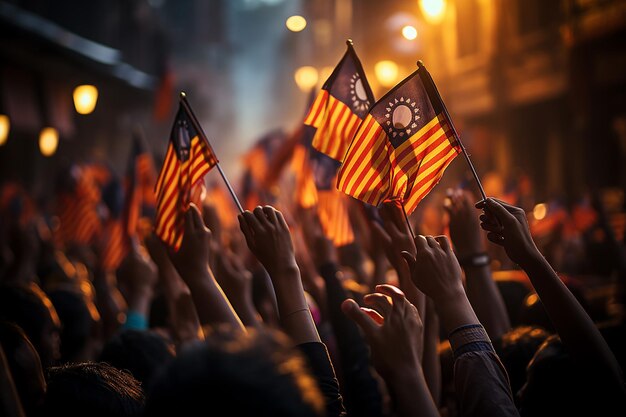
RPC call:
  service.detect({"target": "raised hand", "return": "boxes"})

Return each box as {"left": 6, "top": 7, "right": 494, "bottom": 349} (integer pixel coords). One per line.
{"left": 342, "top": 284, "right": 422, "bottom": 377}
{"left": 168, "top": 204, "right": 212, "bottom": 281}
{"left": 238, "top": 206, "right": 298, "bottom": 276}
{"left": 371, "top": 200, "right": 417, "bottom": 274}
{"left": 444, "top": 188, "right": 485, "bottom": 259}
{"left": 476, "top": 198, "right": 539, "bottom": 267}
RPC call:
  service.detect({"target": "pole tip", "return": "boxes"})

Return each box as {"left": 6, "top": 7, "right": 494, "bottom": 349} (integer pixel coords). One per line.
{"left": 179, "top": 91, "right": 187, "bottom": 99}
{"left": 416, "top": 60, "right": 425, "bottom": 68}
{"left": 346, "top": 39, "right": 353, "bottom": 46}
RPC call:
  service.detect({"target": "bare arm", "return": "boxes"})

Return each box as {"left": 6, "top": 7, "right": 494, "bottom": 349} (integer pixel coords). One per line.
{"left": 479, "top": 197, "right": 626, "bottom": 400}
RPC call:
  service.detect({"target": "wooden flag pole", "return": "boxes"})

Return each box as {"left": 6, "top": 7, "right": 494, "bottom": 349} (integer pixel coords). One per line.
{"left": 416, "top": 61, "right": 487, "bottom": 203}
{"left": 179, "top": 92, "right": 245, "bottom": 214}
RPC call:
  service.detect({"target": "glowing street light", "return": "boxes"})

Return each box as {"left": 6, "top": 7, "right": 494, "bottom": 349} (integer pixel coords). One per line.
{"left": 375, "top": 60, "right": 399, "bottom": 87}
{"left": 419, "top": 0, "right": 446, "bottom": 24}
{"left": 73, "top": 85, "right": 98, "bottom": 115}
{"left": 294, "top": 66, "right": 318, "bottom": 91}
{"left": 39, "top": 127, "right": 59, "bottom": 157}
{"left": 286, "top": 15, "right": 307, "bottom": 32}
{"left": 0, "top": 115, "right": 9, "bottom": 146}
{"left": 402, "top": 25, "right": 418, "bottom": 40}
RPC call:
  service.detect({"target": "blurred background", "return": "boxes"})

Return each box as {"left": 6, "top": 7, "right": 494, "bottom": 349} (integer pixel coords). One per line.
{"left": 0, "top": 0, "right": 625, "bottom": 206}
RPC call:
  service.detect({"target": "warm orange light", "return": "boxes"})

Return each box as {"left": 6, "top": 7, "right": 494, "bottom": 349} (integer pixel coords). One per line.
{"left": 0, "top": 115, "right": 9, "bottom": 146}
{"left": 73, "top": 85, "right": 98, "bottom": 114}
{"left": 533, "top": 203, "right": 547, "bottom": 220}
{"left": 39, "top": 127, "right": 59, "bottom": 157}
{"left": 294, "top": 66, "right": 318, "bottom": 91}
{"left": 402, "top": 25, "right": 418, "bottom": 40}
{"left": 286, "top": 15, "right": 307, "bottom": 32}
{"left": 419, "top": 0, "right": 446, "bottom": 24}
{"left": 375, "top": 60, "right": 399, "bottom": 87}
{"left": 319, "top": 66, "right": 334, "bottom": 85}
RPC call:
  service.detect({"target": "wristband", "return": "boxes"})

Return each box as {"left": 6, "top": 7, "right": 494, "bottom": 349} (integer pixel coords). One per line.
{"left": 458, "top": 252, "right": 490, "bottom": 268}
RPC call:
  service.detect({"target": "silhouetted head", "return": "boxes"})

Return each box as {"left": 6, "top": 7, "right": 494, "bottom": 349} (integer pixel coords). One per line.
{"left": 0, "top": 283, "right": 61, "bottom": 367}
{"left": 43, "top": 362, "right": 144, "bottom": 417}
{"left": 99, "top": 329, "right": 174, "bottom": 389}
{"left": 0, "top": 321, "right": 46, "bottom": 415}
{"left": 145, "top": 328, "right": 324, "bottom": 417}
{"left": 519, "top": 335, "right": 625, "bottom": 416}
{"left": 493, "top": 326, "right": 550, "bottom": 400}
{"left": 48, "top": 288, "right": 94, "bottom": 363}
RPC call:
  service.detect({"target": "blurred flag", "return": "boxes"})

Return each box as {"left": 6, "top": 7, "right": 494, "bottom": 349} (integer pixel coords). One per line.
{"left": 337, "top": 64, "right": 461, "bottom": 215}
{"left": 123, "top": 132, "right": 157, "bottom": 240}
{"left": 304, "top": 41, "right": 374, "bottom": 162}
{"left": 56, "top": 164, "right": 104, "bottom": 246}
{"left": 100, "top": 178, "right": 126, "bottom": 271}
{"left": 292, "top": 141, "right": 318, "bottom": 209}
{"left": 154, "top": 103, "right": 218, "bottom": 250}
{"left": 240, "top": 129, "right": 285, "bottom": 209}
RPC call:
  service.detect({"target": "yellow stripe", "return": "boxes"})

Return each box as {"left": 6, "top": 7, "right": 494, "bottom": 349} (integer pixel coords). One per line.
{"left": 403, "top": 148, "right": 458, "bottom": 211}
{"left": 392, "top": 125, "right": 447, "bottom": 171}
{"left": 156, "top": 145, "right": 175, "bottom": 192}
{"left": 393, "top": 117, "right": 441, "bottom": 156}
{"left": 337, "top": 115, "right": 379, "bottom": 190}
{"left": 345, "top": 129, "right": 388, "bottom": 195}
{"left": 304, "top": 90, "right": 329, "bottom": 127}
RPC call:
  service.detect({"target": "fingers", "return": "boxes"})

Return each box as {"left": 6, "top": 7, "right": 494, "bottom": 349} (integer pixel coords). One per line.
{"left": 425, "top": 235, "right": 438, "bottom": 249}
{"left": 401, "top": 250, "right": 416, "bottom": 271}
{"left": 242, "top": 210, "right": 263, "bottom": 235}
{"left": 187, "top": 203, "right": 208, "bottom": 232}
{"left": 276, "top": 209, "right": 289, "bottom": 230}
{"left": 237, "top": 215, "right": 255, "bottom": 250}
{"left": 341, "top": 299, "right": 378, "bottom": 335}
{"left": 434, "top": 235, "right": 451, "bottom": 252}
{"left": 414, "top": 235, "right": 429, "bottom": 252}
{"left": 375, "top": 284, "right": 406, "bottom": 311}
{"left": 364, "top": 293, "right": 392, "bottom": 318}
{"left": 361, "top": 308, "right": 385, "bottom": 325}
{"left": 262, "top": 205, "right": 278, "bottom": 226}
{"left": 484, "top": 198, "right": 517, "bottom": 225}
{"left": 486, "top": 232, "right": 505, "bottom": 246}
{"left": 253, "top": 206, "right": 272, "bottom": 228}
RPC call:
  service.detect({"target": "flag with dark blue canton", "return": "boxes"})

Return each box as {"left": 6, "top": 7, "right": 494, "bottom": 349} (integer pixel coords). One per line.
{"left": 155, "top": 103, "right": 217, "bottom": 250}
{"left": 337, "top": 62, "right": 461, "bottom": 215}
{"left": 304, "top": 40, "right": 375, "bottom": 162}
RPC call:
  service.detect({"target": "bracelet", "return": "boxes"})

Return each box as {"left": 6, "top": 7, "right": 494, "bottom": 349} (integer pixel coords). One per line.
{"left": 281, "top": 307, "right": 310, "bottom": 319}
{"left": 458, "top": 252, "right": 490, "bottom": 268}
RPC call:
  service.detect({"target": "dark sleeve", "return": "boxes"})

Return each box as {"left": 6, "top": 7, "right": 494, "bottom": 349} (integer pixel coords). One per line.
{"left": 318, "top": 262, "right": 383, "bottom": 417}
{"left": 298, "top": 342, "right": 346, "bottom": 417}
{"left": 450, "top": 324, "right": 520, "bottom": 417}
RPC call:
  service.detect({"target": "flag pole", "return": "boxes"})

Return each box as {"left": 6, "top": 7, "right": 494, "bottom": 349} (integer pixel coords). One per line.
{"left": 416, "top": 61, "right": 487, "bottom": 203}
{"left": 401, "top": 203, "right": 416, "bottom": 241}
{"left": 179, "top": 92, "right": 245, "bottom": 213}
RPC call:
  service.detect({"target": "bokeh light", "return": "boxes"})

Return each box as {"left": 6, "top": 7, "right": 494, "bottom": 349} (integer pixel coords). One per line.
{"left": 533, "top": 203, "right": 547, "bottom": 220}
{"left": 39, "top": 127, "right": 59, "bottom": 157}
{"left": 375, "top": 60, "right": 399, "bottom": 87}
{"left": 294, "top": 66, "right": 318, "bottom": 91}
{"left": 419, "top": 0, "right": 446, "bottom": 24}
{"left": 0, "top": 115, "right": 9, "bottom": 146}
{"left": 73, "top": 85, "right": 99, "bottom": 114}
{"left": 286, "top": 15, "right": 307, "bottom": 32}
{"left": 402, "top": 25, "right": 418, "bottom": 40}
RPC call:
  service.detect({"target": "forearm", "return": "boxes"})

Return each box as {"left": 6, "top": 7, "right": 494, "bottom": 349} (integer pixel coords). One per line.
{"left": 422, "top": 298, "right": 442, "bottom": 405}
{"left": 185, "top": 268, "right": 245, "bottom": 332}
{"left": 228, "top": 293, "right": 263, "bottom": 329}
{"left": 385, "top": 369, "right": 439, "bottom": 417}
{"left": 93, "top": 269, "right": 126, "bottom": 338}
{"left": 271, "top": 265, "right": 321, "bottom": 345}
{"left": 522, "top": 251, "right": 625, "bottom": 391}
{"left": 435, "top": 293, "right": 480, "bottom": 335}
{"left": 464, "top": 264, "right": 510, "bottom": 340}
{"left": 0, "top": 348, "right": 26, "bottom": 417}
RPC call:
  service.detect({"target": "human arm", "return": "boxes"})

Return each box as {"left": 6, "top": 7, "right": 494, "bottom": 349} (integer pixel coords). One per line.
{"left": 116, "top": 242, "right": 157, "bottom": 330}
{"left": 402, "top": 234, "right": 519, "bottom": 417}
{"left": 169, "top": 204, "right": 245, "bottom": 332}
{"left": 478, "top": 197, "right": 626, "bottom": 399}
{"left": 0, "top": 345, "right": 26, "bottom": 417}
{"left": 445, "top": 189, "right": 510, "bottom": 339}
{"left": 342, "top": 284, "right": 439, "bottom": 417}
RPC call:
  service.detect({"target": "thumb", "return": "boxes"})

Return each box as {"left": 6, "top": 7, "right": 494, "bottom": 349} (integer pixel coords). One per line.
{"left": 401, "top": 250, "right": 416, "bottom": 270}
{"left": 341, "top": 299, "right": 378, "bottom": 335}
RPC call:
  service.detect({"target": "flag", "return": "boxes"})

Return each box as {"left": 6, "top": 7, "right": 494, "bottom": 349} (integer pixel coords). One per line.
{"left": 56, "top": 164, "right": 104, "bottom": 247}
{"left": 123, "top": 133, "right": 157, "bottom": 240}
{"left": 100, "top": 178, "right": 126, "bottom": 271}
{"left": 304, "top": 41, "right": 375, "bottom": 162}
{"left": 154, "top": 103, "right": 218, "bottom": 250}
{"left": 240, "top": 129, "right": 285, "bottom": 209}
{"left": 337, "top": 64, "right": 461, "bottom": 215}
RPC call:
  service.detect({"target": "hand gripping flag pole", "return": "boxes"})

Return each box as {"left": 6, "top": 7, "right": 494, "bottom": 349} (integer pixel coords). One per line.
{"left": 417, "top": 61, "right": 487, "bottom": 203}
{"left": 179, "top": 92, "right": 245, "bottom": 213}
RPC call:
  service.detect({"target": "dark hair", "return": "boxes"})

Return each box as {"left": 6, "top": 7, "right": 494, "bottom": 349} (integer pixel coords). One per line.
{"left": 43, "top": 362, "right": 144, "bottom": 417}
{"left": 0, "top": 283, "right": 60, "bottom": 366}
{"left": 99, "top": 329, "right": 174, "bottom": 389}
{"left": 145, "top": 328, "right": 324, "bottom": 417}
{"left": 48, "top": 288, "right": 92, "bottom": 363}
{"left": 493, "top": 325, "right": 550, "bottom": 401}
{"left": 519, "top": 335, "right": 625, "bottom": 416}
{"left": 0, "top": 321, "right": 46, "bottom": 415}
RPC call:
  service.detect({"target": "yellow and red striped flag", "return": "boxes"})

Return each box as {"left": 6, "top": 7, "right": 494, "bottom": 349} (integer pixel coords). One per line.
{"left": 154, "top": 103, "right": 217, "bottom": 250}
{"left": 304, "top": 41, "right": 374, "bottom": 162}
{"left": 337, "top": 64, "right": 461, "bottom": 215}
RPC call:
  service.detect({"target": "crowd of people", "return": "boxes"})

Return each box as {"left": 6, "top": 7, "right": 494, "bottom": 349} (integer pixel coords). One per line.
{"left": 0, "top": 163, "right": 625, "bottom": 416}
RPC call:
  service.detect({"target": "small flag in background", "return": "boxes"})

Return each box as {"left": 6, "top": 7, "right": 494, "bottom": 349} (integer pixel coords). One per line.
{"left": 155, "top": 103, "right": 218, "bottom": 250}
{"left": 100, "top": 178, "right": 126, "bottom": 271}
{"left": 337, "top": 64, "right": 461, "bottom": 215}
{"left": 304, "top": 41, "right": 375, "bottom": 162}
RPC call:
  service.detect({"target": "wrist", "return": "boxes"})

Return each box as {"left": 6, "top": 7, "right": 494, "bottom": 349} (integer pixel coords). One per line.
{"left": 435, "top": 294, "right": 479, "bottom": 334}
{"left": 458, "top": 252, "right": 490, "bottom": 269}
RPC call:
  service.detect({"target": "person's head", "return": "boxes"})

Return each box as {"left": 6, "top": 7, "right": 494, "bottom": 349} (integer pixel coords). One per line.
{"left": 0, "top": 321, "right": 46, "bottom": 415}
{"left": 519, "top": 335, "right": 622, "bottom": 416}
{"left": 43, "top": 362, "right": 144, "bottom": 417}
{"left": 493, "top": 326, "right": 550, "bottom": 400}
{"left": 145, "top": 327, "right": 324, "bottom": 417}
{"left": 99, "top": 329, "right": 175, "bottom": 389}
{"left": 0, "top": 283, "right": 61, "bottom": 367}
{"left": 48, "top": 287, "right": 94, "bottom": 363}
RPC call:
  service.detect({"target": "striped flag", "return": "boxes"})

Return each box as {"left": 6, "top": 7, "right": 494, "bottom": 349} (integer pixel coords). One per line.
{"left": 100, "top": 178, "right": 126, "bottom": 270}
{"left": 337, "top": 65, "right": 461, "bottom": 215}
{"left": 304, "top": 41, "right": 374, "bottom": 162}
{"left": 154, "top": 103, "right": 218, "bottom": 250}
{"left": 123, "top": 133, "right": 157, "bottom": 239}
